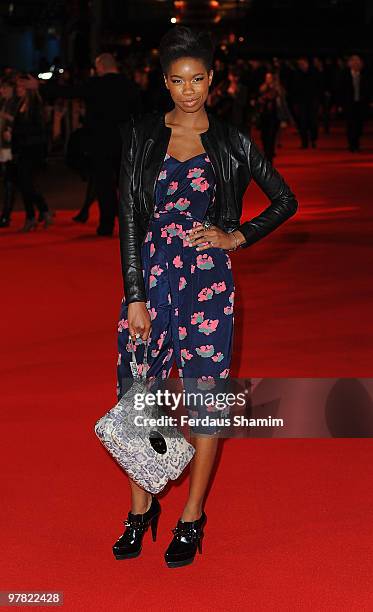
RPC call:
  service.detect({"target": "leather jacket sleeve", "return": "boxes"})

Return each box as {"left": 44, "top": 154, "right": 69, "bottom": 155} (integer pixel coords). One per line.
{"left": 236, "top": 133, "right": 298, "bottom": 248}
{"left": 118, "top": 117, "right": 147, "bottom": 304}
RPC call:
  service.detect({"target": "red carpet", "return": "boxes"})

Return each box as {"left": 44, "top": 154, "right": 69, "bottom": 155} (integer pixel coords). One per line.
{"left": 1, "top": 123, "right": 373, "bottom": 610}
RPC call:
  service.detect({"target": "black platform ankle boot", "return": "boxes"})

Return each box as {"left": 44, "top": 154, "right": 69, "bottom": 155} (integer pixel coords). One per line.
{"left": 112, "top": 495, "right": 161, "bottom": 560}
{"left": 164, "top": 511, "right": 207, "bottom": 568}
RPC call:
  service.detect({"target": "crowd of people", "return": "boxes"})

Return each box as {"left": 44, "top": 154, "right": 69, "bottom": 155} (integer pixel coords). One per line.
{"left": 0, "top": 50, "right": 372, "bottom": 233}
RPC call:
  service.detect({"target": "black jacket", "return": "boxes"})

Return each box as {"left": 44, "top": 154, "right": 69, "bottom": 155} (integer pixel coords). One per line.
{"left": 42, "top": 73, "right": 142, "bottom": 158}
{"left": 119, "top": 110, "right": 298, "bottom": 304}
{"left": 11, "top": 96, "right": 47, "bottom": 156}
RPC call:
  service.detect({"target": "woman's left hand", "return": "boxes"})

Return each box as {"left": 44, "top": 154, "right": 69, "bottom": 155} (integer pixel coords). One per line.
{"left": 187, "top": 223, "right": 240, "bottom": 251}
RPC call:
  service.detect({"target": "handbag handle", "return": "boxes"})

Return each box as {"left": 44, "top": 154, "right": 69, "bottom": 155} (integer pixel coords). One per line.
{"left": 129, "top": 337, "right": 149, "bottom": 380}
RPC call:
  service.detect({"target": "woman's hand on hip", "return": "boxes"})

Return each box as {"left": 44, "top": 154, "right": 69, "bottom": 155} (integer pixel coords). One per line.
{"left": 187, "top": 223, "right": 246, "bottom": 251}
{"left": 128, "top": 302, "right": 151, "bottom": 342}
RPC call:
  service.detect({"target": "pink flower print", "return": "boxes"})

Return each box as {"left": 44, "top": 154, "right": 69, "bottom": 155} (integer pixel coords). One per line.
{"left": 187, "top": 167, "right": 204, "bottom": 178}
{"left": 149, "top": 307, "right": 157, "bottom": 321}
{"left": 204, "top": 155, "right": 211, "bottom": 162}
{"left": 161, "top": 227, "right": 168, "bottom": 238}
{"left": 146, "top": 299, "right": 151, "bottom": 309}
{"left": 157, "top": 330, "right": 167, "bottom": 351}
{"left": 191, "top": 176, "right": 209, "bottom": 192}
{"left": 144, "top": 230, "right": 152, "bottom": 243}
{"left": 196, "top": 253, "right": 215, "bottom": 270}
{"left": 191, "top": 264, "right": 196, "bottom": 273}
{"left": 126, "top": 340, "right": 137, "bottom": 353}
{"left": 226, "top": 255, "right": 232, "bottom": 269}
{"left": 198, "top": 319, "right": 219, "bottom": 335}
{"left": 195, "top": 345, "right": 215, "bottom": 358}
{"left": 149, "top": 274, "right": 157, "bottom": 288}
{"left": 212, "top": 352, "right": 224, "bottom": 362}
{"left": 118, "top": 318, "right": 129, "bottom": 332}
{"left": 198, "top": 287, "right": 214, "bottom": 301}
{"left": 179, "top": 326, "right": 187, "bottom": 340}
{"left": 167, "top": 181, "right": 178, "bottom": 195}
{"left": 153, "top": 211, "right": 160, "bottom": 218}
{"left": 151, "top": 264, "right": 164, "bottom": 276}
{"left": 179, "top": 277, "right": 187, "bottom": 290}
{"left": 150, "top": 244, "right": 155, "bottom": 257}
{"left": 117, "top": 353, "right": 121, "bottom": 366}
{"left": 224, "top": 291, "right": 234, "bottom": 314}
{"left": 178, "top": 368, "right": 184, "bottom": 378}
{"left": 162, "top": 347, "right": 173, "bottom": 364}
{"left": 137, "top": 363, "right": 149, "bottom": 377}
{"left": 158, "top": 169, "right": 167, "bottom": 181}
{"left": 165, "top": 201, "right": 174, "bottom": 211}
{"left": 174, "top": 197, "right": 190, "bottom": 211}
{"left": 211, "top": 281, "right": 227, "bottom": 294}
{"left": 162, "top": 369, "right": 168, "bottom": 379}
{"left": 191, "top": 311, "right": 204, "bottom": 325}
{"left": 181, "top": 348, "right": 193, "bottom": 365}
{"left": 219, "top": 368, "right": 230, "bottom": 378}
{"left": 173, "top": 255, "right": 183, "bottom": 268}
{"left": 197, "top": 376, "right": 215, "bottom": 390}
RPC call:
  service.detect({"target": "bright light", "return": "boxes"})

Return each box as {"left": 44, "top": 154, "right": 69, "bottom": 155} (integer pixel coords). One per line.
{"left": 58, "top": 68, "right": 64, "bottom": 73}
{"left": 38, "top": 72, "right": 53, "bottom": 80}
{"left": 170, "top": 17, "right": 177, "bottom": 23}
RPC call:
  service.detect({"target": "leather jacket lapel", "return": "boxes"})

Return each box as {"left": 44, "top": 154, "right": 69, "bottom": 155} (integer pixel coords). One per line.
{"left": 141, "top": 114, "right": 171, "bottom": 215}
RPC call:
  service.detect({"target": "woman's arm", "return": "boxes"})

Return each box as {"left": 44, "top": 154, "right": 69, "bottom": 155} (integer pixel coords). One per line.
{"left": 118, "top": 117, "right": 147, "bottom": 304}
{"left": 236, "top": 133, "right": 298, "bottom": 248}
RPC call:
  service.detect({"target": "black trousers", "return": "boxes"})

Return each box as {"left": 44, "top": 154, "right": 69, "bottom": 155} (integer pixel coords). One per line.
{"left": 16, "top": 147, "right": 48, "bottom": 220}
{"left": 346, "top": 101, "right": 365, "bottom": 150}
{"left": 260, "top": 114, "right": 280, "bottom": 162}
{"left": 90, "top": 154, "right": 120, "bottom": 233}
{"left": 0, "top": 159, "right": 17, "bottom": 219}
{"left": 296, "top": 101, "right": 319, "bottom": 147}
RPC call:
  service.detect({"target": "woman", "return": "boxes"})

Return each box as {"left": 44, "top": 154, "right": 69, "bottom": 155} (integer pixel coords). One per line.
{"left": 12, "top": 77, "right": 53, "bottom": 232}
{"left": 113, "top": 26, "right": 298, "bottom": 568}
{"left": 0, "top": 78, "right": 18, "bottom": 228}
{"left": 257, "top": 71, "right": 283, "bottom": 162}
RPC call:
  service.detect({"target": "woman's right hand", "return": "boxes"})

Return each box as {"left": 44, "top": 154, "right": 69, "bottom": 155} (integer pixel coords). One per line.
{"left": 128, "top": 301, "right": 152, "bottom": 342}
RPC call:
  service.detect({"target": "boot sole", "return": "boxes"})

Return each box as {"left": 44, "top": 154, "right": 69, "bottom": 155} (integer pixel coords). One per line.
{"left": 165, "top": 557, "right": 195, "bottom": 568}
{"left": 113, "top": 548, "right": 142, "bottom": 560}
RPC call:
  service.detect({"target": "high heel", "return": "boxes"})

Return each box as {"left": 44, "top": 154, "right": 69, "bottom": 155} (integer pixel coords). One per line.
{"left": 19, "top": 218, "right": 37, "bottom": 233}
{"left": 0, "top": 216, "right": 10, "bottom": 228}
{"left": 164, "top": 511, "right": 207, "bottom": 568}
{"left": 39, "top": 211, "right": 54, "bottom": 229}
{"left": 112, "top": 495, "right": 161, "bottom": 560}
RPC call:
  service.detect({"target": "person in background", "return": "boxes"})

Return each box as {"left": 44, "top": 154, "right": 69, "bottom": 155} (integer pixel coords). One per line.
{"left": 22, "top": 53, "right": 142, "bottom": 236}
{"left": 12, "top": 78, "right": 53, "bottom": 232}
{"left": 0, "top": 78, "right": 19, "bottom": 228}
{"left": 257, "top": 71, "right": 282, "bottom": 162}
{"left": 336, "top": 54, "right": 371, "bottom": 152}
{"left": 291, "top": 56, "right": 322, "bottom": 149}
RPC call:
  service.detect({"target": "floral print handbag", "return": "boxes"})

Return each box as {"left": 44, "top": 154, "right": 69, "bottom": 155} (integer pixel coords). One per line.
{"left": 94, "top": 338, "right": 195, "bottom": 494}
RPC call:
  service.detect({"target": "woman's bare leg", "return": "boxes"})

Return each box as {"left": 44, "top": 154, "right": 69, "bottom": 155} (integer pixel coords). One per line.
{"left": 180, "top": 435, "right": 219, "bottom": 521}
{"left": 128, "top": 477, "right": 152, "bottom": 514}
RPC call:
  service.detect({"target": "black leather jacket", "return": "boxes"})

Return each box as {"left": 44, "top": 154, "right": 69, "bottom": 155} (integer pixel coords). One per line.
{"left": 118, "top": 110, "right": 298, "bottom": 304}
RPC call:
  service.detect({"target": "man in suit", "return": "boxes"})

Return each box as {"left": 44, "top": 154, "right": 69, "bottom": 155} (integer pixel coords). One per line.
{"left": 290, "top": 57, "right": 322, "bottom": 149}
{"left": 24, "top": 53, "right": 142, "bottom": 235}
{"left": 336, "top": 54, "right": 371, "bottom": 152}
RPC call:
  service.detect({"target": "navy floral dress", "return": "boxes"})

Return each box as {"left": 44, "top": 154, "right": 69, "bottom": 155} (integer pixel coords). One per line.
{"left": 117, "top": 150, "right": 235, "bottom": 400}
